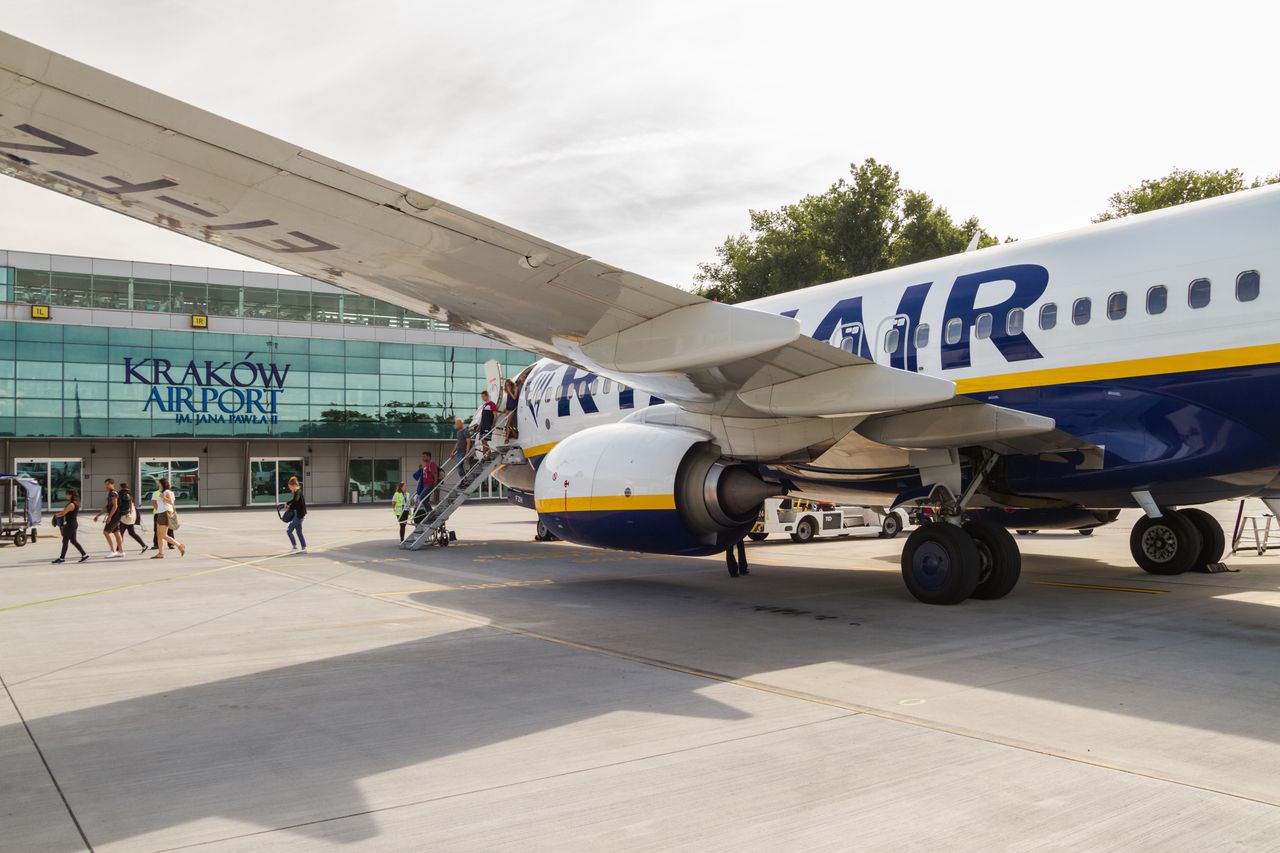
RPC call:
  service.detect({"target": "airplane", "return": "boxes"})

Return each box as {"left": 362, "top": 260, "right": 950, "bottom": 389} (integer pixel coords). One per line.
{"left": 3, "top": 30, "right": 1278, "bottom": 605}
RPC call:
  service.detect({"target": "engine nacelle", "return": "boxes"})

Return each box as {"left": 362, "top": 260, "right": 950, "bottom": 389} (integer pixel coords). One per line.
{"left": 535, "top": 423, "right": 779, "bottom": 555}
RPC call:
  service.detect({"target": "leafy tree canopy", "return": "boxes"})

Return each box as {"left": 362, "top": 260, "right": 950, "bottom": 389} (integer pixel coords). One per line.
{"left": 1094, "top": 168, "right": 1280, "bottom": 222}
{"left": 694, "top": 159, "right": 998, "bottom": 303}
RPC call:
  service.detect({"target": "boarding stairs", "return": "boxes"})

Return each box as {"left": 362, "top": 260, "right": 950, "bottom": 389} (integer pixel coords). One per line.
{"left": 401, "top": 444, "right": 524, "bottom": 550}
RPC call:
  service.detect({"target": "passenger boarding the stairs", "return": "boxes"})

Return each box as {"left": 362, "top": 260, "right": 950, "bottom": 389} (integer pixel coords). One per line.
{"left": 477, "top": 390, "right": 498, "bottom": 454}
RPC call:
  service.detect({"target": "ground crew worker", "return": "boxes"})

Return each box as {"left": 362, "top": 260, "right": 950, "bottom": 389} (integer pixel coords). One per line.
{"left": 393, "top": 481, "right": 410, "bottom": 541}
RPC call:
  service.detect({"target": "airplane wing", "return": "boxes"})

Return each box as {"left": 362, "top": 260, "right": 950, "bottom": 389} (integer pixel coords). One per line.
{"left": 0, "top": 30, "right": 966, "bottom": 423}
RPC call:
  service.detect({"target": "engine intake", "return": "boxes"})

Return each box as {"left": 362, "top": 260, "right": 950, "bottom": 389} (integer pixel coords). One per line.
{"left": 535, "top": 423, "right": 781, "bottom": 555}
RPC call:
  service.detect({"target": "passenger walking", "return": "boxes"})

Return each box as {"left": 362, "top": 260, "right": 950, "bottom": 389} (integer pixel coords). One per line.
{"left": 93, "top": 478, "right": 125, "bottom": 558}
{"left": 284, "top": 476, "right": 307, "bottom": 552}
{"left": 393, "top": 481, "right": 410, "bottom": 541}
{"left": 478, "top": 390, "right": 497, "bottom": 453}
{"left": 412, "top": 451, "right": 440, "bottom": 514}
{"left": 50, "top": 489, "right": 89, "bottom": 563}
{"left": 502, "top": 379, "right": 519, "bottom": 440}
{"left": 150, "top": 478, "right": 186, "bottom": 559}
{"left": 150, "top": 485, "right": 174, "bottom": 551}
{"left": 451, "top": 417, "right": 471, "bottom": 483}
{"left": 117, "top": 482, "right": 150, "bottom": 554}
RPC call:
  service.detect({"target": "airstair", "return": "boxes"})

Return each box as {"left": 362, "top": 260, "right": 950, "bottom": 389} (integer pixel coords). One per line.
{"left": 400, "top": 445, "right": 525, "bottom": 550}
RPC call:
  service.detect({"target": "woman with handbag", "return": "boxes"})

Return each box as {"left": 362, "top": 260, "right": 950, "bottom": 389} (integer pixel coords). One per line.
{"left": 51, "top": 489, "right": 89, "bottom": 564}
{"left": 117, "top": 483, "right": 150, "bottom": 554}
{"left": 283, "top": 476, "right": 307, "bottom": 552}
{"left": 151, "top": 478, "right": 186, "bottom": 559}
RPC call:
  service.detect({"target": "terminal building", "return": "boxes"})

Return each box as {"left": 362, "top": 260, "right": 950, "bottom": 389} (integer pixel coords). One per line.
{"left": 0, "top": 249, "right": 535, "bottom": 511}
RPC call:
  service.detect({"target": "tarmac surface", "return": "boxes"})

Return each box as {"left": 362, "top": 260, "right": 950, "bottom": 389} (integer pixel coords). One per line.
{"left": 2, "top": 500, "right": 1279, "bottom": 851}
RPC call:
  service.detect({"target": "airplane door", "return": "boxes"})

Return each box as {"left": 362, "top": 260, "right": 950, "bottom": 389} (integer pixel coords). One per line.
{"left": 874, "top": 314, "right": 912, "bottom": 370}
{"left": 483, "top": 359, "right": 504, "bottom": 404}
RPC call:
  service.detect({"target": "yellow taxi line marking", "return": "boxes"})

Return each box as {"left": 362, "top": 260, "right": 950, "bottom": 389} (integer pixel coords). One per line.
{"left": 0, "top": 531, "right": 403, "bottom": 614}
{"left": 1033, "top": 581, "right": 1165, "bottom": 594}
{"left": 0, "top": 565, "right": 235, "bottom": 613}
{"left": 376, "top": 580, "right": 555, "bottom": 596}
{"left": 231, "top": 560, "right": 1276, "bottom": 808}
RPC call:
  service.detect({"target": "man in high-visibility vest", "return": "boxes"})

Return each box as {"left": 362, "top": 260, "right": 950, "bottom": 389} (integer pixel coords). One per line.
{"left": 392, "top": 481, "right": 410, "bottom": 541}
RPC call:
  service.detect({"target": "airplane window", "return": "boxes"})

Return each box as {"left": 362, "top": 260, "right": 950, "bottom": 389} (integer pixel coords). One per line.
{"left": 1237, "top": 270, "right": 1261, "bottom": 302}
{"left": 974, "top": 313, "right": 993, "bottom": 340}
{"left": 915, "top": 323, "right": 930, "bottom": 349}
{"left": 1188, "top": 278, "right": 1211, "bottom": 309}
{"left": 602, "top": 379, "right": 612, "bottom": 394}
{"left": 1072, "top": 297, "right": 1092, "bottom": 325}
{"left": 1006, "top": 307, "right": 1024, "bottom": 336}
{"left": 543, "top": 387, "right": 552, "bottom": 403}
{"left": 1107, "top": 291, "right": 1127, "bottom": 320}
{"left": 1039, "top": 303, "right": 1057, "bottom": 330}
{"left": 944, "top": 317, "right": 963, "bottom": 345}
{"left": 588, "top": 380, "right": 598, "bottom": 395}
{"left": 1146, "top": 285, "right": 1167, "bottom": 315}
{"left": 884, "top": 327, "right": 900, "bottom": 354}
{"left": 556, "top": 386, "right": 565, "bottom": 400}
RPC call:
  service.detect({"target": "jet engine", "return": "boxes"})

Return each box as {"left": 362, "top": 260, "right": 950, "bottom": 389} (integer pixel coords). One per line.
{"left": 534, "top": 423, "right": 781, "bottom": 555}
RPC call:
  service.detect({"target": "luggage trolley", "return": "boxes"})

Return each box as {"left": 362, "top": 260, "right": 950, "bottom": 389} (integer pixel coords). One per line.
{"left": 0, "top": 474, "right": 43, "bottom": 547}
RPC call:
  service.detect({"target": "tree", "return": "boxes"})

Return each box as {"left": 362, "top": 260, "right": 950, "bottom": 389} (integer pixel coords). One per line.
{"left": 1094, "top": 168, "right": 1280, "bottom": 222}
{"left": 694, "top": 159, "right": 997, "bottom": 303}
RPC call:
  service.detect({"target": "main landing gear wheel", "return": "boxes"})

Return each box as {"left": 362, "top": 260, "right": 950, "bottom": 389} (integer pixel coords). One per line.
{"left": 963, "top": 520, "right": 1022, "bottom": 600}
{"left": 1077, "top": 528, "right": 1094, "bottom": 536}
{"left": 747, "top": 530, "right": 769, "bottom": 542}
{"left": 1130, "top": 510, "right": 1202, "bottom": 575}
{"left": 1177, "top": 507, "right": 1225, "bottom": 569}
{"left": 880, "top": 513, "right": 903, "bottom": 539}
{"left": 901, "top": 523, "right": 980, "bottom": 605}
{"left": 791, "top": 517, "right": 817, "bottom": 543}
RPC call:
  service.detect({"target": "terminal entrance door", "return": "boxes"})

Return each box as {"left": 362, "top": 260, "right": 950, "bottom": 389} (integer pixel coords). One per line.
{"left": 250, "top": 458, "right": 304, "bottom": 505}
{"left": 139, "top": 459, "right": 201, "bottom": 507}
{"left": 13, "top": 458, "right": 81, "bottom": 512}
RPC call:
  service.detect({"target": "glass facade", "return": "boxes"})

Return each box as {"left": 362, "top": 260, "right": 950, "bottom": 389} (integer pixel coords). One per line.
{"left": 3, "top": 264, "right": 450, "bottom": 330}
{"left": 0, "top": 320, "right": 536, "bottom": 439}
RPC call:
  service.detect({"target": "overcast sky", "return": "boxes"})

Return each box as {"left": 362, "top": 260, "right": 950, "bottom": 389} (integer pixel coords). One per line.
{"left": 2, "top": 1, "right": 1277, "bottom": 286}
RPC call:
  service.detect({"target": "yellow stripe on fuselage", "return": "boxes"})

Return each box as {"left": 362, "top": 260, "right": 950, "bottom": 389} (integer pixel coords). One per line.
{"left": 953, "top": 342, "right": 1280, "bottom": 395}
{"left": 534, "top": 494, "right": 676, "bottom": 513}
{"left": 522, "top": 441, "right": 558, "bottom": 459}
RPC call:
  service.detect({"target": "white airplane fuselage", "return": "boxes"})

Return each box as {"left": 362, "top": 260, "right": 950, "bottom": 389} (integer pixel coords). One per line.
{"left": 509, "top": 185, "right": 1280, "bottom": 510}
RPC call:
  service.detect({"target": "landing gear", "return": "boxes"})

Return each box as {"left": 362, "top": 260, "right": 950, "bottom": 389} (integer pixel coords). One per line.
{"left": 1178, "top": 507, "right": 1225, "bottom": 568}
{"left": 1130, "top": 510, "right": 1201, "bottom": 574}
{"left": 901, "top": 524, "right": 980, "bottom": 605}
{"left": 964, "top": 520, "right": 1021, "bottom": 600}
{"left": 746, "top": 530, "right": 768, "bottom": 542}
{"left": 535, "top": 518, "right": 560, "bottom": 542}
{"left": 897, "top": 449, "right": 1023, "bottom": 604}
{"left": 1077, "top": 528, "right": 1094, "bottom": 536}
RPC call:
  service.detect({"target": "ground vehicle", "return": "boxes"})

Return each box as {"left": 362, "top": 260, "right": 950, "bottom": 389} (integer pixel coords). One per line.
{"left": 0, "top": 475, "right": 42, "bottom": 547}
{"left": 748, "top": 497, "right": 908, "bottom": 543}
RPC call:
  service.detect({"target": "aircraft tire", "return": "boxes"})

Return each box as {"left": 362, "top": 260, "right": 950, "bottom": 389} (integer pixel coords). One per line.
{"left": 1078, "top": 528, "right": 1094, "bottom": 536}
{"left": 1177, "top": 507, "right": 1225, "bottom": 568}
{"left": 880, "top": 513, "right": 903, "bottom": 539}
{"left": 964, "top": 520, "right": 1022, "bottom": 600}
{"left": 1016, "top": 529, "right": 1037, "bottom": 536}
{"left": 747, "top": 531, "right": 768, "bottom": 542}
{"left": 791, "top": 517, "right": 817, "bottom": 543}
{"left": 1130, "top": 510, "right": 1202, "bottom": 575}
{"left": 901, "top": 523, "right": 980, "bottom": 605}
